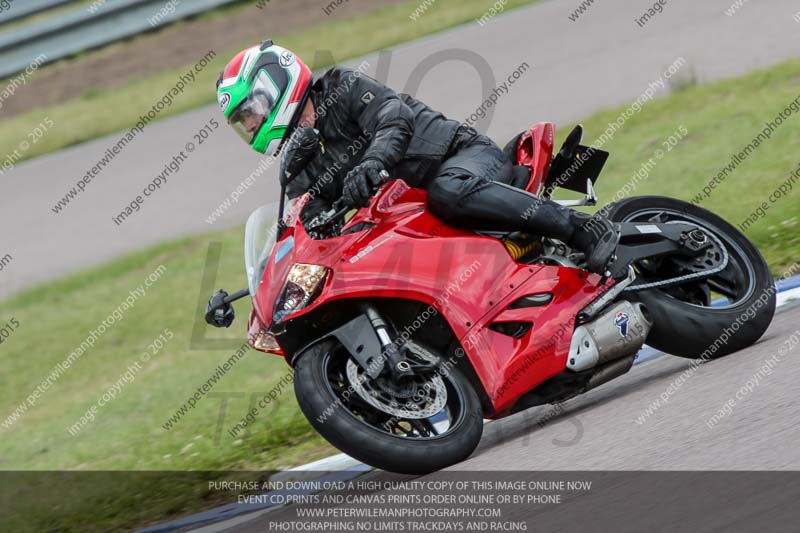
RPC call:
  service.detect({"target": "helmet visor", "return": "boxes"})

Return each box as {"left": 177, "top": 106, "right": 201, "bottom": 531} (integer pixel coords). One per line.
{"left": 228, "top": 71, "right": 280, "bottom": 144}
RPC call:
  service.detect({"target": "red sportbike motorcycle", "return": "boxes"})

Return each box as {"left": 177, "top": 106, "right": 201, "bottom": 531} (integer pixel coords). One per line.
{"left": 207, "top": 123, "right": 775, "bottom": 474}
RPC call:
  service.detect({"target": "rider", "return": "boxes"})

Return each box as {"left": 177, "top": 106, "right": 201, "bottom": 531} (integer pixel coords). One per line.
{"left": 216, "top": 41, "right": 623, "bottom": 277}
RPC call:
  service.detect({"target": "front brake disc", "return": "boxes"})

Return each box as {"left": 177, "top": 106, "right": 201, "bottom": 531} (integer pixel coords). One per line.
{"left": 345, "top": 357, "right": 447, "bottom": 419}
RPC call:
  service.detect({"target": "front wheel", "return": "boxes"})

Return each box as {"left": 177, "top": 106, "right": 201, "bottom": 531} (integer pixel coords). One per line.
{"left": 604, "top": 196, "right": 776, "bottom": 359}
{"left": 294, "top": 339, "right": 484, "bottom": 474}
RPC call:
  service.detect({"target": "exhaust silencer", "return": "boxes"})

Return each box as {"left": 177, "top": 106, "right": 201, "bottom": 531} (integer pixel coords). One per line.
{"left": 567, "top": 300, "right": 652, "bottom": 372}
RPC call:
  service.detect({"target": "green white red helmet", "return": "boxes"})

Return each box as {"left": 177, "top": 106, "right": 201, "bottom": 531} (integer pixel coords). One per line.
{"left": 216, "top": 40, "right": 312, "bottom": 156}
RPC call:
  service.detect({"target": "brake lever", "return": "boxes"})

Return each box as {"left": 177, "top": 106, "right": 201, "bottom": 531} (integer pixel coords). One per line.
{"left": 305, "top": 171, "right": 390, "bottom": 233}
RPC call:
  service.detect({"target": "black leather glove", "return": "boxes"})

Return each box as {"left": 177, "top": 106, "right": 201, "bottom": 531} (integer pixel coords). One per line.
{"left": 205, "top": 289, "right": 235, "bottom": 328}
{"left": 280, "top": 127, "right": 321, "bottom": 185}
{"left": 342, "top": 159, "right": 385, "bottom": 208}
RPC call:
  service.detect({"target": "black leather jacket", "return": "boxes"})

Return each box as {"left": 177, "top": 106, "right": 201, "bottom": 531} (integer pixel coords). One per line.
{"left": 286, "top": 66, "right": 461, "bottom": 216}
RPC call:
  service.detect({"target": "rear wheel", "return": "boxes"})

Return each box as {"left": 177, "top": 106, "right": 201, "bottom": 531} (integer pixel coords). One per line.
{"left": 604, "top": 196, "right": 775, "bottom": 359}
{"left": 294, "top": 339, "right": 483, "bottom": 474}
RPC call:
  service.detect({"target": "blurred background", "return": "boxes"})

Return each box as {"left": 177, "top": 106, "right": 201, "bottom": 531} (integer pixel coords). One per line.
{"left": 0, "top": 0, "right": 798, "bottom": 530}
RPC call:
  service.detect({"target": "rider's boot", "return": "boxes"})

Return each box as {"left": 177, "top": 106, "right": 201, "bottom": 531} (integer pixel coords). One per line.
{"left": 452, "top": 181, "right": 624, "bottom": 277}
{"left": 567, "top": 211, "right": 626, "bottom": 279}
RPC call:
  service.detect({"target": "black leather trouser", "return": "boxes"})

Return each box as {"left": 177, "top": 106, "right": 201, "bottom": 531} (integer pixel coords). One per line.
{"left": 425, "top": 127, "right": 589, "bottom": 242}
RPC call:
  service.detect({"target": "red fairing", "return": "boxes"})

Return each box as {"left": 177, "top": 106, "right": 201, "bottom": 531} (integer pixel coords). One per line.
{"left": 517, "top": 122, "right": 555, "bottom": 196}
{"left": 248, "top": 180, "right": 614, "bottom": 416}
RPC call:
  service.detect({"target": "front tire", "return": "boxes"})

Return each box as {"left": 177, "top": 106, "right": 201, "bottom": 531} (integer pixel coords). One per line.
{"left": 294, "top": 339, "right": 484, "bottom": 474}
{"left": 604, "top": 196, "right": 776, "bottom": 359}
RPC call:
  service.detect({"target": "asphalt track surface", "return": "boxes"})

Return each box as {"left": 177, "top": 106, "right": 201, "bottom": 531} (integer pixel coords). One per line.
{"left": 465, "top": 303, "right": 800, "bottom": 471}
{"left": 212, "top": 302, "right": 800, "bottom": 533}
{"left": 3, "top": 0, "right": 800, "bottom": 299}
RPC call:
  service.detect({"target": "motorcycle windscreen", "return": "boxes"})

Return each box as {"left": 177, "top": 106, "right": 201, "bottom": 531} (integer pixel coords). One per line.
{"left": 244, "top": 203, "right": 285, "bottom": 296}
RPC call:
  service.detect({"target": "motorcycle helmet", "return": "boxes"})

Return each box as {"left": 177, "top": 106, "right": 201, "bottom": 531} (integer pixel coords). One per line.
{"left": 216, "top": 40, "right": 312, "bottom": 156}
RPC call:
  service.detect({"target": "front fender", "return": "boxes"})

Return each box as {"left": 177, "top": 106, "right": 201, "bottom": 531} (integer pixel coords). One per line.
{"left": 290, "top": 314, "right": 383, "bottom": 378}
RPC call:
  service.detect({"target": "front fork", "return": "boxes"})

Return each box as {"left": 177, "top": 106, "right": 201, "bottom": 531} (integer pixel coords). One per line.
{"left": 361, "top": 303, "right": 413, "bottom": 379}
{"left": 307, "top": 303, "right": 429, "bottom": 381}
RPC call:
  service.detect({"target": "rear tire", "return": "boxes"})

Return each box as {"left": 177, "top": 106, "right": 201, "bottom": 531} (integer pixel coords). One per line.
{"left": 604, "top": 196, "right": 776, "bottom": 359}
{"left": 294, "top": 339, "right": 484, "bottom": 474}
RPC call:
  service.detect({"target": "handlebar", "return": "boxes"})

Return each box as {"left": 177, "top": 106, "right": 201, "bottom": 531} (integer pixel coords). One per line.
{"left": 306, "top": 170, "right": 390, "bottom": 233}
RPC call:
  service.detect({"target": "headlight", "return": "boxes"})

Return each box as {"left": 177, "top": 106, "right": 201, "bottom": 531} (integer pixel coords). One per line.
{"left": 273, "top": 263, "right": 328, "bottom": 322}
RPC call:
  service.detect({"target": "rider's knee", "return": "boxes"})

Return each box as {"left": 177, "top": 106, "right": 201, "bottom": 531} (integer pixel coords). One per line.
{"left": 426, "top": 179, "right": 457, "bottom": 222}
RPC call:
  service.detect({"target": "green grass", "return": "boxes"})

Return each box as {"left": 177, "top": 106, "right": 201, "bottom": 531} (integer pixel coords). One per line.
{"left": 2, "top": 58, "right": 800, "bottom": 532}
{"left": 0, "top": 227, "right": 335, "bottom": 530}
{"left": 0, "top": 225, "right": 332, "bottom": 472}
{"left": 563, "top": 60, "right": 800, "bottom": 273}
{"left": 0, "top": 0, "right": 542, "bottom": 166}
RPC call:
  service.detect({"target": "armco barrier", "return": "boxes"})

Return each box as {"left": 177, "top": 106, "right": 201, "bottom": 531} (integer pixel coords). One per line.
{"left": 0, "top": 0, "right": 74, "bottom": 27}
{"left": 0, "top": 0, "right": 239, "bottom": 78}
